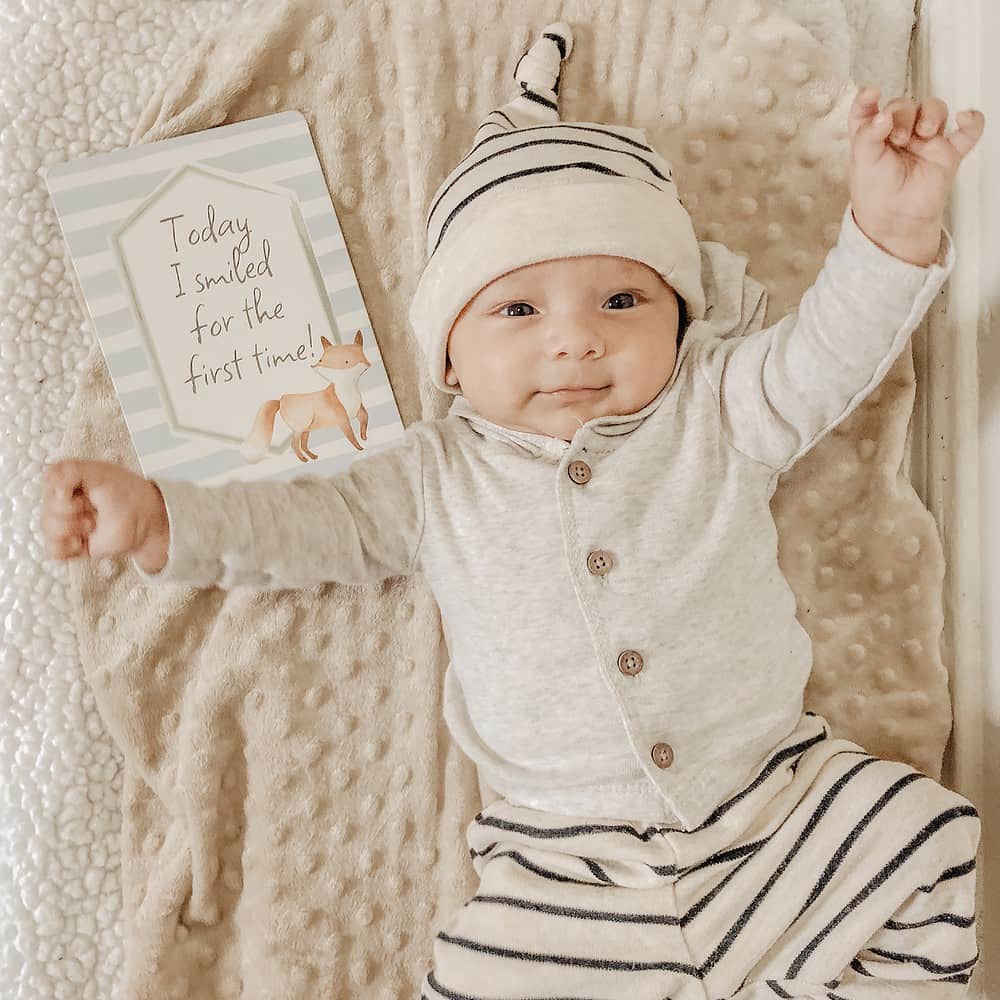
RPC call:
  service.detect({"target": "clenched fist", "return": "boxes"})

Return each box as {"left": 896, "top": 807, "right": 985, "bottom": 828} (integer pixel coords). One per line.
{"left": 41, "top": 459, "right": 170, "bottom": 573}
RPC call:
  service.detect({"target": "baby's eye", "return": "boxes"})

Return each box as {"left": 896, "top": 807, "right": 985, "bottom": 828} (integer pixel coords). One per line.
{"left": 500, "top": 302, "right": 535, "bottom": 318}
{"left": 605, "top": 291, "right": 638, "bottom": 309}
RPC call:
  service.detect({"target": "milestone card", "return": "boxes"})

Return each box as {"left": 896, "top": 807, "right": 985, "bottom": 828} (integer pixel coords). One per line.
{"left": 43, "top": 110, "right": 405, "bottom": 485}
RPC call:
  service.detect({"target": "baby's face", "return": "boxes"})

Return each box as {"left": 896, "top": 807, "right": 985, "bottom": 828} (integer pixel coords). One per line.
{"left": 444, "top": 255, "right": 680, "bottom": 441}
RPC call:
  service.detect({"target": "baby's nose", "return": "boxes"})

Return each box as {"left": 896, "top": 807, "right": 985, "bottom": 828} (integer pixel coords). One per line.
{"left": 546, "top": 325, "right": 605, "bottom": 356}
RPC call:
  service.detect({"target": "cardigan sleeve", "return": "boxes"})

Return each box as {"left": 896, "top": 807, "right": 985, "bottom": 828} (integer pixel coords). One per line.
{"left": 129, "top": 421, "right": 427, "bottom": 589}
{"left": 696, "top": 203, "right": 956, "bottom": 474}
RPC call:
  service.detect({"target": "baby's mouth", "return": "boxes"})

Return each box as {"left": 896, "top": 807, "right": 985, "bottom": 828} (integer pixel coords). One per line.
{"left": 542, "top": 385, "right": 610, "bottom": 396}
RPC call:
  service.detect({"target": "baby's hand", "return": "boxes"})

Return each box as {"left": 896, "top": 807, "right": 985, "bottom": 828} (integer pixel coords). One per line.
{"left": 847, "top": 86, "right": 985, "bottom": 266}
{"left": 41, "top": 459, "right": 169, "bottom": 572}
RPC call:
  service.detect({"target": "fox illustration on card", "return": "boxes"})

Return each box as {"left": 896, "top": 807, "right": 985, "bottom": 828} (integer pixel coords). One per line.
{"left": 240, "top": 329, "right": 372, "bottom": 464}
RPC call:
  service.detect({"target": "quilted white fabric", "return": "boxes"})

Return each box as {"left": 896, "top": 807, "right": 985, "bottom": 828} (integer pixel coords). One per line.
{"left": 1, "top": 2, "right": 916, "bottom": 998}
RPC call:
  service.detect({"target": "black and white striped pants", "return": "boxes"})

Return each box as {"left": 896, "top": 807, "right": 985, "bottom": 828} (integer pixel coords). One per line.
{"left": 418, "top": 712, "right": 981, "bottom": 999}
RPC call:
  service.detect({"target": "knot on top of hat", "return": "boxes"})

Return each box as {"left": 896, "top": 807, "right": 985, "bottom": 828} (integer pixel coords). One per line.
{"left": 474, "top": 22, "right": 574, "bottom": 141}
{"left": 513, "top": 21, "right": 573, "bottom": 98}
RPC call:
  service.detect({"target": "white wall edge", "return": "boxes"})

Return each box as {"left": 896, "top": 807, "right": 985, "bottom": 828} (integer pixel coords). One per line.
{"left": 907, "top": 1, "right": 993, "bottom": 994}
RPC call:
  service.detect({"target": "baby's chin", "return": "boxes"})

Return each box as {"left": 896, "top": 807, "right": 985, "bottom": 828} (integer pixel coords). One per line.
{"left": 525, "top": 388, "right": 625, "bottom": 438}
{"left": 470, "top": 387, "right": 637, "bottom": 439}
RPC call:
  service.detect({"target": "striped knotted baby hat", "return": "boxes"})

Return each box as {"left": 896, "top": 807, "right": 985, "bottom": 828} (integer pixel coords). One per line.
{"left": 407, "top": 21, "right": 707, "bottom": 396}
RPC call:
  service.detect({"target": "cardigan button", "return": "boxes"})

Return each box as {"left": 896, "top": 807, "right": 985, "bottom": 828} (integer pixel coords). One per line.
{"left": 567, "top": 460, "right": 592, "bottom": 485}
{"left": 587, "top": 550, "right": 613, "bottom": 575}
{"left": 651, "top": 742, "right": 675, "bottom": 769}
{"left": 617, "top": 649, "right": 643, "bottom": 675}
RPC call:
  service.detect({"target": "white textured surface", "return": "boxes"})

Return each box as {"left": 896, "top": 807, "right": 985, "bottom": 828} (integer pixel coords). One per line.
{"left": 2, "top": 5, "right": 253, "bottom": 997}
{"left": 0, "top": 2, "right": 914, "bottom": 998}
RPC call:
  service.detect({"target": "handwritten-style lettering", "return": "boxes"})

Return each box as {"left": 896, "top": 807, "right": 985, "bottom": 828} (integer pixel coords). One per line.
{"left": 160, "top": 204, "right": 251, "bottom": 255}
{"left": 162, "top": 195, "right": 320, "bottom": 401}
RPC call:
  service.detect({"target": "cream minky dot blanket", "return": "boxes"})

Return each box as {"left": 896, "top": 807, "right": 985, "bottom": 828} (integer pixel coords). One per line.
{"left": 54, "top": 0, "right": 959, "bottom": 996}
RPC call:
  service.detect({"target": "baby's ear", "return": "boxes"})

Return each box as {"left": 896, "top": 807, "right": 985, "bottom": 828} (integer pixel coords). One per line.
{"left": 444, "top": 354, "right": 460, "bottom": 388}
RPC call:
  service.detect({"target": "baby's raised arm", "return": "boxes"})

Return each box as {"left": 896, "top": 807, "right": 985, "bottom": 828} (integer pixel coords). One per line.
{"left": 41, "top": 423, "right": 427, "bottom": 590}
{"left": 696, "top": 90, "right": 983, "bottom": 476}
{"left": 696, "top": 204, "right": 954, "bottom": 475}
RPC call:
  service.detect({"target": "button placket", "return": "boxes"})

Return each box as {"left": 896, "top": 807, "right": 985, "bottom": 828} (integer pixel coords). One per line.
{"left": 566, "top": 453, "right": 675, "bottom": 774}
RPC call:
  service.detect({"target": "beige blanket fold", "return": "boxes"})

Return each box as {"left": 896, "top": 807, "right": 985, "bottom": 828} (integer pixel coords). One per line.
{"left": 58, "top": 1, "right": 954, "bottom": 996}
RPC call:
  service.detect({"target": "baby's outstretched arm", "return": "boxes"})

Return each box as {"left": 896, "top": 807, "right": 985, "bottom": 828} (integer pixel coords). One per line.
{"left": 696, "top": 88, "right": 984, "bottom": 475}
{"left": 41, "top": 423, "right": 426, "bottom": 590}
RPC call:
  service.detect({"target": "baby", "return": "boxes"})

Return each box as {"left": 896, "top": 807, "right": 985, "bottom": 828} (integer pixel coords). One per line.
{"left": 42, "top": 23, "right": 986, "bottom": 1000}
